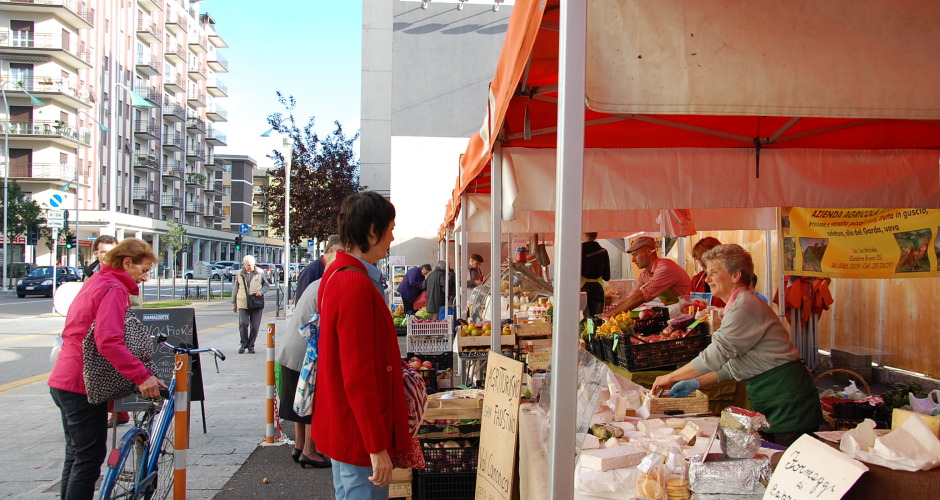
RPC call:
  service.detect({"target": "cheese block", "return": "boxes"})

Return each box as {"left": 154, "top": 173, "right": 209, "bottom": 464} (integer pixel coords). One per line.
{"left": 665, "top": 418, "right": 686, "bottom": 429}
{"left": 638, "top": 419, "right": 667, "bottom": 434}
{"left": 604, "top": 436, "right": 620, "bottom": 448}
{"left": 892, "top": 408, "right": 940, "bottom": 437}
{"left": 579, "top": 447, "right": 647, "bottom": 472}
{"left": 581, "top": 433, "right": 601, "bottom": 450}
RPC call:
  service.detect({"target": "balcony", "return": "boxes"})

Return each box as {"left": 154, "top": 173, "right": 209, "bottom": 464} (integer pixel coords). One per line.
{"left": 206, "top": 128, "right": 226, "bottom": 146}
{"left": 204, "top": 180, "right": 223, "bottom": 193}
{"left": 207, "top": 53, "right": 228, "bottom": 73}
{"left": 164, "top": 12, "right": 187, "bottom": 34}
{"left": 137, "top": 0, "right": 162, "bottom": 12}
{"left": 133, "top": 85, "right": 162, "bottom": 106}
{"left": 162, "top": 163, "right": 184, "bottom": 179}
{"left": 185, "top": 202, "right": 204, "bottom": 214}
{"left": 206, "top": 104, "right": 227, "bottom": 122}
{"left": 188, "top": 35, "right": 207, "bottom": 54}
{"left": 132, "top": 187, "right": 159, "bottom": 204}
{"left": 0, "top": 0, "right": 94, "bottom": 29}
{"left": 187, "top": 64, "right": 207, "bottom": 82}
{"left": 185, "top": 172, "right": 205, "bottom": 186}
{"left": 163, "top": 73, "right": 185, "bottom": 93}
{"left": 162, "top": 133, "right": 184, "bottom": 151}
{"left": 164, "top": 43, "right": 185, "bottom": 64}
{"left": 206, "top": 79, "right": 227, "bottom": 98}
{"left": 1, "top": 120, "right": 91, "bottom": 147}
{"left": 186, "top": 145, "right": 205, "bottom": 161}
{"left": 4, "top": 75, "right": 91, "bottom": 109}
{"left": 160, "top": 194, "right": 182, "bottom": 208}
{"left": 134, "top": 119, "right": 160, "bottom": 141}
{"left": 186, "top": 91, "right": 206, "bottom": 109}
{"left": 8, "top": 162, "right": 76, "bottom": 183}
{"left": 162, "top": 103, "right": 185, "bottom": 122}
{"left": 204, "top": 206, "right": 224, "bottom": 219}
{"left": 133, "top": 154, "right": 159, "bottom": 173}
{"left": 136, "top": 19, "right": 162, "bottom": 44}
{"left": 0, "top": 30, "right": 93, "bottom": 69}
{"left": 186, "top": 116, "right": 205, "bottom": 134}
{"left": 135, "top": 54, "right": 160, "bottom": 76}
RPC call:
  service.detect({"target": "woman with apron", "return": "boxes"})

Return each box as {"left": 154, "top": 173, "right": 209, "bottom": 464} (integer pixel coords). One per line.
{"left": 652, "top": 244, "right": 822, "bottom": 446}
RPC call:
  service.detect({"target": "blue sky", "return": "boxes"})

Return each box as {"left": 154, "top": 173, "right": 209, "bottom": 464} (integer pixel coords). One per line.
{"left": 200, "top": 0, "right": 363, "bottom": 167}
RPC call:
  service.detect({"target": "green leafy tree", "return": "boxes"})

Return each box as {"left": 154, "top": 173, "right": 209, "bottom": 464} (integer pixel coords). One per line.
{"left": 4, "top": 181, "right": 45, "bottom": 242}
{"left": 164, "top": 221, "right": 189, "bottom": 273}
{"left": 262, "top": 93, "right": 362, "bottom": 244}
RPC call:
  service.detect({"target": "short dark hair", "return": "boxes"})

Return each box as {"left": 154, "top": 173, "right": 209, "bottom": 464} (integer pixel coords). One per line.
{"left": 470, "top": 253, "right": 484, "bottom": 263}
{"left": 584, "top": 232, "right": 598, "bottom": 241}
{"left": 93, "top": 235, "right": 118, "bottom": 252}
{"left": 102, "top": 238, "right": 158, "bottom": 269}
{"left": 337, "top": 191, "right": 396, "bottom": 254}
{"left": 421, "top": 264, "right": 432, "bottom": 272}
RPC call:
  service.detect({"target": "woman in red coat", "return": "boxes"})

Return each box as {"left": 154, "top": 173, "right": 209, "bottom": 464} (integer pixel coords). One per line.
{"left": 313, "top": 192, "right": 409, "bottom": 499}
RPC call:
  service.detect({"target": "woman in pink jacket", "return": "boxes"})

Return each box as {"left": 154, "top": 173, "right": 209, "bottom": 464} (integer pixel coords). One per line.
{"left": 48, "top": 238, "right": 163, "bottom": 499}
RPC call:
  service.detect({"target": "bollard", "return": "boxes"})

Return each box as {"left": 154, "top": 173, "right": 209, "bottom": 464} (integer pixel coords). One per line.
{"left": 265, "top": 323, "right": 276, "bottom": 443}
{"left": 173, "top": 353, "right": 190, "bottom": 500}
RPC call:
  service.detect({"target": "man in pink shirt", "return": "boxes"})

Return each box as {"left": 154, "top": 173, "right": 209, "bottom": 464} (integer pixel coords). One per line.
{"left": 604, "top": 236, "right": 691, "bottom": 318}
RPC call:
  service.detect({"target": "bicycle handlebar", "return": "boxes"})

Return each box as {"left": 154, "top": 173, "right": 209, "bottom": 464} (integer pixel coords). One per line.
{"left": 151, "top": 334, "right": 226, "bottom": 361}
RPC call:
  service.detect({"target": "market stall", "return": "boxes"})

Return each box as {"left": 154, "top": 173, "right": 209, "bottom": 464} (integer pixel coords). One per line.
{"left": 436, "top": 0, "right": 940, "bottom": 497}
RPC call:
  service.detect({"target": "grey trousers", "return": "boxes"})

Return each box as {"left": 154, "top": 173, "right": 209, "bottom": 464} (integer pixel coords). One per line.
{"left": 238, "top": 307, "right": 264, "bottom": 349}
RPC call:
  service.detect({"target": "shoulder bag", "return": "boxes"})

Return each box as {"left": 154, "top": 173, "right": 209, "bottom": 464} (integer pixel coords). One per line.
{"left": 293, "top": 312, "right": 320, "bottom": 417}
{"left": 83, "top": 285, "right": 156, "bottom": 405}
{"left": 242, "top": 273, "right": 265, "bottom": 310}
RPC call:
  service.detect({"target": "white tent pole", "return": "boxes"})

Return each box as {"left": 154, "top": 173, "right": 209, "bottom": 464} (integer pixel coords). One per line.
{"left": 764, "top": 229, "right": 772, "bottom": 301}
{"left": 490, "top": 142, "right": 503, "bottom": 351}
{"left": 444, "top": 227, "right": 450, "bottom": 319}
{"left": 549, "top": 0, "right": 586, "bottom": 497}
{"left": 776, "top": 207, "right": 787, "bottom": 324}
{"left": 460, "top": 192, "right": 469, "bottom": 320}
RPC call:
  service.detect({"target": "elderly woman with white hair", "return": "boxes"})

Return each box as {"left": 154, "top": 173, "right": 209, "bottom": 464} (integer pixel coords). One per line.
{"left": 232, "top": 254, "right": 270, "bottom": 354}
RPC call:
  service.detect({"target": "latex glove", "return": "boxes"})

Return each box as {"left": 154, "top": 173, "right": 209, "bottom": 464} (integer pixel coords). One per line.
{"left": 669, "top": 379, "right": 700, "bottom": 398}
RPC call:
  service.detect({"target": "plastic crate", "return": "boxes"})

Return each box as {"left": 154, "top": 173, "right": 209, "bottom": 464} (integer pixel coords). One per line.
{"left": 413, "top": 470, "right": 477, "bottom": 500}
{"left": 420, "top": 442, "right": 479, "bottom": 474}
{"left": 616, "top": 332, "right": 710, "bottom": 371}
{"left": 407, "top": 316, "right": 453, "bottom": 353}
{"left": 396, "top": 325, "right": 407, "bottom": 337}
{"left": 407, "top": 352, "right": 454, "bottom": 394}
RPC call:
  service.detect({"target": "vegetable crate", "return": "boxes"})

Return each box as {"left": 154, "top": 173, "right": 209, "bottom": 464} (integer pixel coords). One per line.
{"left": 615, "top": 332, "right": 710, "bottom": 371}
{"left": 420, "top": 439, "right": 480, "bottom": 474}
{"left": 407, "top": 316, "right": 453, "bottom": 354}
{"left": 407, "top": 352, "right": 454, "bottom": 394}
{"left": 413, "top": 470, "right": 476, "bottom": 500}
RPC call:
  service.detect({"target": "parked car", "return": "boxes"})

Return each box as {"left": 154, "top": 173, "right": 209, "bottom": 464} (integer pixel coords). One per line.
{"left": 256, "top": 262, "right": 276, "bottom": 281}
{"left": 16, "top": 266, "right": 82, "bottom": 298}
{"left": 181, "top": 263, "right": 227, "bottom": 280}
{"left": 211, "top": 260, "right": 239, "bottom": 281}
{"left": 289, "top": 264, "right": 305, "bottom": 281}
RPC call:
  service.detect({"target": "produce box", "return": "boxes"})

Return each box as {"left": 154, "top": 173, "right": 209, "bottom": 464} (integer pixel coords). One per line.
{"left": 420, "top": 438, "right": 479, "bottom": 474}
{"left": 424, "top": 389, "right": 484, "bottom": 422}
{"left": 389, "top": 468, "right": 412, "bottom": 499}
{"left": 615, "top": 331, "right": 710, "bottom": 372}
{"left": 413, "top": 470, "right": 476, "bottom": 500}
{"left": 458, "top": 333, "right": 515, "bottom": 348}
{"left": 406, "top": 352, "right": 454, "bottom": 394}
{"left": 648, "top": 390, "right": 710, "bottom": 415}
{"left": 516, "top": 320, "right": 552, "bottom": 337}
{"left": 407, "top": 316, "right": 453, "bottom": 354}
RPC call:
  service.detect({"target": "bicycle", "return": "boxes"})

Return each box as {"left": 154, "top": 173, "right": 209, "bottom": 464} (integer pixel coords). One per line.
{"left": 98, "top": 335, "right": 225, "bottom": 499}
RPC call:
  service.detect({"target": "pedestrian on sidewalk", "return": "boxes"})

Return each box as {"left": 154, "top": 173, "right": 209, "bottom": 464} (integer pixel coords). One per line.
{"left": 48, "top": 238, "right": 165, "bottom": 500}
{"left": 293, "top": 234, "right": 341, "bottom": 304}
{"left": 232, "top": 254, "right": 270, "bottom": 354}
{"left": 314, "top": 191, "right": 409, "bottom": 498}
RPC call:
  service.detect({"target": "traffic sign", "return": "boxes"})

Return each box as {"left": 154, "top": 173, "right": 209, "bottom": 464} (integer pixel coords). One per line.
{"left": 47, "top": 210, "right": 65, "bottom": 220}
{"left": 307, "top": 240, "right": 315, "bottom": 247}
{"left": 239, "top": 223, "right": 250, "bottom": 234}
{"left": 45, "top": 219, "right": 65, "bottom": 228}
{"left": 49, "top": 194, "right": 65, "bottom": 208}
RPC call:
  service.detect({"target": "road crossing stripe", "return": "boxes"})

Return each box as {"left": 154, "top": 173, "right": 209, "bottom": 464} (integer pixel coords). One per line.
{"left": 0, "top": 372, "right": 50, "bottom": 393}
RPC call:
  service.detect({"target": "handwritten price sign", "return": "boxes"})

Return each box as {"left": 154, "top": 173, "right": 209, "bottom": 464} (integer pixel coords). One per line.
{"left": 763, "top": 435, "right": 867, "bottom": 500}
{"left": 475, "top": 352, "right": 524, "bottom": 500}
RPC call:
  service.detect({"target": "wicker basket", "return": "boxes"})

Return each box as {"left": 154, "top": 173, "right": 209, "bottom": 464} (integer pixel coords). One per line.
{"left": 649, "top": 390, "right": 709, "bottom": 415}
{"left": 815, "top": 369, "right": 871, "bottom": 427}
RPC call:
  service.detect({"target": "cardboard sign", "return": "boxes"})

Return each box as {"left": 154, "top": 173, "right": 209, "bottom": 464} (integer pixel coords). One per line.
{"left": 476, "top": 352, "right": 524, "bottom": 500}
{"left": 526, "top": 351, "right": 551, "bottom": 371}
{"left": 763, "top": 434, "right": 868, "bottom": 500}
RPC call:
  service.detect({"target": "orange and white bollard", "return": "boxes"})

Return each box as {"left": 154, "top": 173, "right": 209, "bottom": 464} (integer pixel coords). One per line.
{"left": 265, "top": 323, "right": 276, "bottom": 443}
{"left": 173, "top": 353, "right": 190, "bottom": 500}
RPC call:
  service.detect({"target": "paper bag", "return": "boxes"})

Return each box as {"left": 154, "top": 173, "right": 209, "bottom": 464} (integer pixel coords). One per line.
{"left": 840, "top": 415, "right": 940, "bottom": 471}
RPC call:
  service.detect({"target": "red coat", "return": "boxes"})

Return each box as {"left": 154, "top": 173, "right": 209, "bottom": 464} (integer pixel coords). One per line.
{"left": 312, "top": 251, "right": 409, "bottom": 467}
{"left": 48, "top": 265, "right": 151, "bottom": 395}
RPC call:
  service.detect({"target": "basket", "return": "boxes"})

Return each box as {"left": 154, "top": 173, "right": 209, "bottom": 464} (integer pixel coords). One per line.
{"left": 815, "top": 369, "right": 872, "bottom": 428}
{"left": 633, "top": 318, "right": 669, "bottom": 335}
{"left": 649, "top": 390, "right": 710, "bottom": 415}
{"left": 413, "top": 470, "right": 476, "bottom": 500}
{"left": 407, "top": 316, "right": 453, "bottom": 353}
{"left": 615, "top": 331, "right": 710, "bottom": 372}
{"left": 420, "top": 441, "right": 479, "bottom": 474}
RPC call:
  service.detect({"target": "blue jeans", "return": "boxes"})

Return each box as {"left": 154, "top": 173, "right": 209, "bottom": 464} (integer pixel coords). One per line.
{"left": 331, "top": 459, "right": 389, "bottom": 500}
{"left": 50, "top": 387, "right": 108, "bottom": 500}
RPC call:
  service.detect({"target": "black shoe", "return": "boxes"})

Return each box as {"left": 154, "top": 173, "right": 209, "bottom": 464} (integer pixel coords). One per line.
{"left": 291, "top": 448, "right": 302, "bottom": 463}
{"left": 299, "top": 453, "right": 331, "bottom": 469}
{"left": 238, "top": 347, "right": 245, "bottom": 354}
{"left": 247, "top": 348, "right": 256, "bottom": 354}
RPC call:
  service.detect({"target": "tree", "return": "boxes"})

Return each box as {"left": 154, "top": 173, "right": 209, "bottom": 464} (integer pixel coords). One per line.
{"left": 262, "top": 93, "right": 362, "bottom": 244}
{"left": 4, "top": 181, "right": 44, "bottom": 243}
{"left": 163, "top": 222, "right": 189, "bottom": 294}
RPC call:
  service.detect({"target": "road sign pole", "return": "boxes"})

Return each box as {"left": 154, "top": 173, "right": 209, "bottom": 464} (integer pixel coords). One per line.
{"left": 52, "top": 228, "right": 58, "bottom": 311}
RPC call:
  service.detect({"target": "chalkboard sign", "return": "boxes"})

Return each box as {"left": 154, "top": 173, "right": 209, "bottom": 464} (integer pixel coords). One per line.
{"left": 116, "top": 308, "right": 204, "bottom": 410}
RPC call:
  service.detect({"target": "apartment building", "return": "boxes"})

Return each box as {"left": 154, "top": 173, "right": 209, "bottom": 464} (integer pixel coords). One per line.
{"left": 0, "top": 0, "right": 275, "bottom": 276}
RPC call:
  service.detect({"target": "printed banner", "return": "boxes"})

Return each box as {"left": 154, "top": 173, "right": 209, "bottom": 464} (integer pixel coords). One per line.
{"left": 781, "top": 208, "right": 940, "bottom": 279}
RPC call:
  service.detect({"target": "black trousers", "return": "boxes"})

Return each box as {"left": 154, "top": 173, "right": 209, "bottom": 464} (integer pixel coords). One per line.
{"left": 401, "top": 298, "right": 415, "bottom": 314}
{"left": 238, "top": 307, "right": 264, "bottom": 349}
{"left": 50, "top": 387, "right": 108, "bottom": 500}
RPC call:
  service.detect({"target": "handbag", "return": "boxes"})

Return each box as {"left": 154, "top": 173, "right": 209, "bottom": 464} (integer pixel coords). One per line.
{"left": 242, "top": 273, "right": 265, "bottom": 310}
{"left": 83, "top": 285, "right": 156, "bottom": 405}
{"left": 293, "top": 313, "right": 320, "bottom": 417}
{"left": 393, "top": 360, "right": 427, "bottom": 469}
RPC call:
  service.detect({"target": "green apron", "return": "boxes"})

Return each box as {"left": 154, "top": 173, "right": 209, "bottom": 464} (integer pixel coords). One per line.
{"left": 745, "top": 360, "right": 824, "bottom": 434}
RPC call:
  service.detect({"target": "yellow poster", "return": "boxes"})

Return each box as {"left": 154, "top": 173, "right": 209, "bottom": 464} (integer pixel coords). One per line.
{"left": 782, "top": 208, "right": 940, "bottom": 279}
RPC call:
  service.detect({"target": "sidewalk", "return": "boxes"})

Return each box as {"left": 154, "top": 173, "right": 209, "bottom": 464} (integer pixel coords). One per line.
{"left": 0, "top": 299, "right": 290, "bottom": 499}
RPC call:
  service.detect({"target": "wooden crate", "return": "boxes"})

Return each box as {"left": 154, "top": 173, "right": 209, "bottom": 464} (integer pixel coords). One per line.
{"left": 458, "top": 333, "right": 515, "bottom": 348}
{"left": 516, "top": 321, "right": 552, "bottom": 338}
{"left": 424, "top": 389, "right": 484, "bottom": 422}
{"left": 390, "top": 468, "right": 412, "bottom": 499}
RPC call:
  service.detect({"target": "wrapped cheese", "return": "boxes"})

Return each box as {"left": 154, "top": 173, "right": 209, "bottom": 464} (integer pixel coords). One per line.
{"left": 718, "top": 407, "right": 769, "bottom": 432}
{"left": 688, "top": 453, "right": 771, "bottom": 495}
{"left": 580, "top": 447, "right": 647, "bottom": 472}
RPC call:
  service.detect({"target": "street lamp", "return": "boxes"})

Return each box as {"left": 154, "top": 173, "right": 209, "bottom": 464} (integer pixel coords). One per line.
{"left": 261, "top": 127, "right": 293, "bottom": 302}
{"left": 1, "top": 78, "right": 45, "bottom": 291}
{"left": 58, "top": 112, "right": 108, "bottom": 268}
{"left": 106, "top": 83, "right": 154, "bottom": 236}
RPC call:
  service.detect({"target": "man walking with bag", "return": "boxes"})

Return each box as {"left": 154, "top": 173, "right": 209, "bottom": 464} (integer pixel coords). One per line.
{"left": 232, "top": 255, "right": 270, "bottom": 353}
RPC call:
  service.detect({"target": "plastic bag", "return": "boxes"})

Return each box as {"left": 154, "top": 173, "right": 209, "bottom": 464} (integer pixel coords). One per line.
{"left": 50, "top": 332, "right": 63, "bottom": 363}
{"left": 909, "top": 390, "right": 940, "bottom": 416}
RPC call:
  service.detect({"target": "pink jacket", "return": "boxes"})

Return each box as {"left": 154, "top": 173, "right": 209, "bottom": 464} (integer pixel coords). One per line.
{"left": 48, "top": 265, "right": 152, "bottom": 395}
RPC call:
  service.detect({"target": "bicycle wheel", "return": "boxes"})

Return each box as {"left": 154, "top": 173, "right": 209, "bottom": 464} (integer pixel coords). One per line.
{"left": 143, "top": 401, "right": 175, "bottom": 500}
{"left": 99, "top": 432, "right": 147, "bottom": 499}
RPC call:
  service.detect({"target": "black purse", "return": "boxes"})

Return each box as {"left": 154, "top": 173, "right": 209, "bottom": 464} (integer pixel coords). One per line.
{"left": 82, "top": 285, "right": 156, "bottom": 405}
{"left": 242, "top": 274, "right": 265, "bottom": 310}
